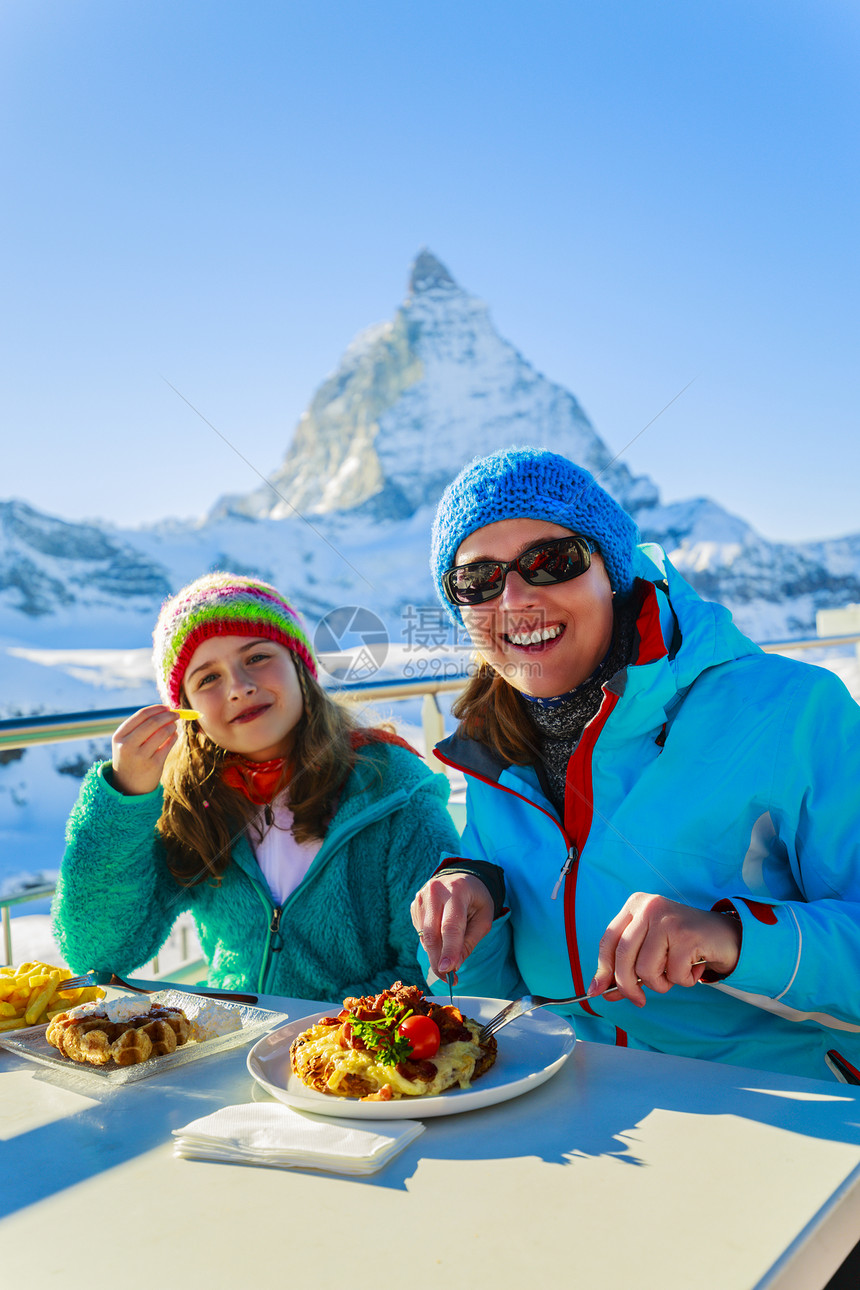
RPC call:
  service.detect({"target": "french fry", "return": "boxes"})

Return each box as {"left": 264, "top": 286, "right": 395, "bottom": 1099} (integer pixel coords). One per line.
{"left": 0, "top": 960, "right": 104, "bottom": 1033}
{"left": 64, "top": 986, "right": 103, "bottom": 1006}
{"left": 0, "top": 1016, "right": 33, "bottom": 1031}
{"left": 25, "top": 972, "right": 61, "bottom": 1024}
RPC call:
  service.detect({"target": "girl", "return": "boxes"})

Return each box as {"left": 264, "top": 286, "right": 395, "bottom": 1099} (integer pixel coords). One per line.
{"left": 53, "top": 573, "right": 460, "bottom": 998}
{"left": 412, "top": 446, "right": 860, "bottom": 1082}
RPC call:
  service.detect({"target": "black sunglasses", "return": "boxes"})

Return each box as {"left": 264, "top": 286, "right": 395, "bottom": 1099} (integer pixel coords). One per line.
{"left": 443, "top": 535, "right": 595, "bottom": 606}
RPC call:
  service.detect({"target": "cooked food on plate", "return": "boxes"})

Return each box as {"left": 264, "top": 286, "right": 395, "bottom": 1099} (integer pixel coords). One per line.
{"left": 45, "top": 994, "right": 242, "bottom": 1067}
{"left": 0, "top": 960, "right": 105, "bottom": 1032}
{"left": 290, "top": 981, "right": 497, "bottom": 1101}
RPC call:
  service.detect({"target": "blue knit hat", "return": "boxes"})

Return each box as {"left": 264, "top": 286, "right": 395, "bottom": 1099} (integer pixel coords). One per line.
{"left": 431, "top": 447, "right": 640, "bottom": 624}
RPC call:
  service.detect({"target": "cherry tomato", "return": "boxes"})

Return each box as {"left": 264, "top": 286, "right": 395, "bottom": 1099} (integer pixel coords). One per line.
{"left": 397, "top": 1014, "right": 440, "bottom": 1060}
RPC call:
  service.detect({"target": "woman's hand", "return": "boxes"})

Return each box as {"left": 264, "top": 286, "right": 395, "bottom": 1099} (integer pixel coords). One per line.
{"left": 410, "top": 873, "right": 495, "bottom": 980}
{"left": 589, "top": 892, "right": 742, "bottom": 1008}
{"left": 111, "top": 705, "right": 180, "bottom": 796}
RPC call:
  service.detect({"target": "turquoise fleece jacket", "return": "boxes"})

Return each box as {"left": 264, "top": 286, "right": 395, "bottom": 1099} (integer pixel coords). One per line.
{"left": 54, "top": 741, "right": 459, "bottom": 1000}
{"left": 423, "top": 545, "right": 860, "bottom": 1084}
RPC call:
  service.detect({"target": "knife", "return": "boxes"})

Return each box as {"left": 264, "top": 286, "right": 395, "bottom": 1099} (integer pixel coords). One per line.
{"left": 79, "top": 970, "right": 259, "bottom": 1006}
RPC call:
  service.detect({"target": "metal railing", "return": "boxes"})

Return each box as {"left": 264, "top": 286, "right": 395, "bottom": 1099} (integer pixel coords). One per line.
{"left": 1, "top": 883, "right": 57, "bottom": 972}
{"left": 758, "top": 633, "right": 860, "bottom": 654}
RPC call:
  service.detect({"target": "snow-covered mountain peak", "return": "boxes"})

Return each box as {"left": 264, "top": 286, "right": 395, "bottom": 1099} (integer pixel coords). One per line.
{"left": 408, "top": 248, "right": 460, "bottom": 296}
{"left": 218, "top": 250, "right": 657, "bottom": 525}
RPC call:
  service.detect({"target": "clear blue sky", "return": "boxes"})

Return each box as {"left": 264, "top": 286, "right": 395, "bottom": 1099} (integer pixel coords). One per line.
{"left": 2, "top": 0, "right": 858, "bottom": 543}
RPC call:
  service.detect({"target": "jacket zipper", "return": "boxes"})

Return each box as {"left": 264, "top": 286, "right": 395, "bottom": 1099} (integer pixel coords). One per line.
{"left": 253, "top": 891, "right": 281, "bottom": 994}
{"left": 551, "top": 845, "right": 578, "bottom": 900}
{"left": 268, "top": 906, "right": 283, "bottom": 953}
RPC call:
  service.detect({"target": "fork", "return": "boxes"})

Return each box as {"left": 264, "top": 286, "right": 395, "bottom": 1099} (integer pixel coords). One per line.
{"left": 58, "top": 974, "right": 100, "bottom": 992}
{"left": 56, "top": 971, "right": 258, "bottom": 1005}
{"left": 479, "top": 959, "right": 708, "bottom": 1040}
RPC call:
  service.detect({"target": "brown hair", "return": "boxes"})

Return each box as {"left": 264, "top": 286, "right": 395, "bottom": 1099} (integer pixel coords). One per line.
{"left": 451, "top": 659, "right": 541, "bottom": 766}
{"left": 157, "top": 659, "right": 360, "bottom": 887}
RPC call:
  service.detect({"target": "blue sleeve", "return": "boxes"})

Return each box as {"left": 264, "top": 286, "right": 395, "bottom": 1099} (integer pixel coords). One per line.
{"left": 717, "top": 667, "right": 860, "bottom": 1032}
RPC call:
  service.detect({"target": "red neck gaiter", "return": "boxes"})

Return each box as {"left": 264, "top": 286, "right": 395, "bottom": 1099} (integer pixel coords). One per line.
{"left": 221, "top": 755, "right": 291, "bottom": 805}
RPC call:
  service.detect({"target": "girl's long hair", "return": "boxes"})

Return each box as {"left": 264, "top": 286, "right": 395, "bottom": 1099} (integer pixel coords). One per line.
{"left": 158, "top": 659, "right": 359, "bottom": 887}
{"left": 451, "top": 658, "right": 540, "bottom": 765}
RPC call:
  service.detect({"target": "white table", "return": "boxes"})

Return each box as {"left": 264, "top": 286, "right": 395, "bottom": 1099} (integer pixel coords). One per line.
{"left": 3, "top": 988, "right": 860, "bottom": 1290}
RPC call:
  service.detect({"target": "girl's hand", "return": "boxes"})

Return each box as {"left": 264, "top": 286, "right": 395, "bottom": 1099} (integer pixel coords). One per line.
{"left": 111, "top": 705, "right": 180, "bottom": 796}
{"left": 410, "top": 873, "right": 495, "bottom": 981}
{"left": 588, "top": 892, "right": 742, "bottom": 1008}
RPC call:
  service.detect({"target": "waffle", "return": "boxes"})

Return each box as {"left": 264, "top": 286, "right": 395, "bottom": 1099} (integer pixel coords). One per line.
{"left": 46, "top": 1004, "right": 191, "bottom": 1068}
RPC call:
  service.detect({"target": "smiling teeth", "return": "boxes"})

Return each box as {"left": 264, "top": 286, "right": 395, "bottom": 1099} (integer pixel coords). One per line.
{"left": 508, "top": 625, "right": 563, "bottom": 646}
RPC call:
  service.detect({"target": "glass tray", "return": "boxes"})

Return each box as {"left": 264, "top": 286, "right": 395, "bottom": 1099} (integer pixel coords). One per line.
{"left": 0, "top": 988, "right": 288, "bottom": 1085}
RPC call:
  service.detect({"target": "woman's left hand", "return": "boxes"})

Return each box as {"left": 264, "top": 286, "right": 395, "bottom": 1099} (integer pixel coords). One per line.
{"left": 588, "top": 893, "right": 741, "bottom": 1008}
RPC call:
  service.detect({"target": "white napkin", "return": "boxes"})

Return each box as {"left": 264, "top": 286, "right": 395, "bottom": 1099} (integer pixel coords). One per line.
{"left": 172, "top": 1103, "right": 424, "bottom": 1175}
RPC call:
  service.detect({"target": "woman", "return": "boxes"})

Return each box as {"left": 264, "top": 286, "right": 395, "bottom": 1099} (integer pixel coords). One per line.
{"left": 54, "top": 573, "right": 460, "bottom": 998}
{"left": 412, "top": 447, "right": 860, "bottom": 1082}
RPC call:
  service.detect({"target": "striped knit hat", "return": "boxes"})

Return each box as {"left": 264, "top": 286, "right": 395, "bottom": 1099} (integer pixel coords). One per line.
{"left": 152, "top": 573, "right": 317, "bottom": 707}
{"left": 431, "top": 446, "right": 640, "bottom": 625}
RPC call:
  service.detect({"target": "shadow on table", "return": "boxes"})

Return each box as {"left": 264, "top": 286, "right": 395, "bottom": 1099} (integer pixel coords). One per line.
{"left": 361, "top": 1042, "right": 860, "bottom": 1192}
{"left": 2, "top": 1045, "right": 252, "bottom": 1218}
{"left": 5, "top": 1039, "right": 860, "bottom": 1215}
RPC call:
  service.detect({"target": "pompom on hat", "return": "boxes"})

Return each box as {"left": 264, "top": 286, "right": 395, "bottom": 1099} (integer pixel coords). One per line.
{"left": 431, "top": 447, "right": 640, "bottom": 624}
{"left": 153, "top": 573, "right": 317, "bottom": 707}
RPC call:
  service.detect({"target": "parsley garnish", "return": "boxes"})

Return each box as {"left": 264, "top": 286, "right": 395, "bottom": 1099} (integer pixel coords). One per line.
{"left": 348, "top": 999, "right": 413, "bottom": 1065}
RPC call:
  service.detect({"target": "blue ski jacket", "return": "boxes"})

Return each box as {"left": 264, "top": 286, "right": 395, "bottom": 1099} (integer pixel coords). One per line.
{"left": 425, "top": 544, "right": 860, "bottom": 1083}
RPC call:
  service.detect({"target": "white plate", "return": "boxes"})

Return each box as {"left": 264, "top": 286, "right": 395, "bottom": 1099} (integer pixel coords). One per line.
{"left": 246, "top": 996, "right": 575, "bottom": 1119}
{"left": 0, "top": 990, "right": 288, "bottom": 1085}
